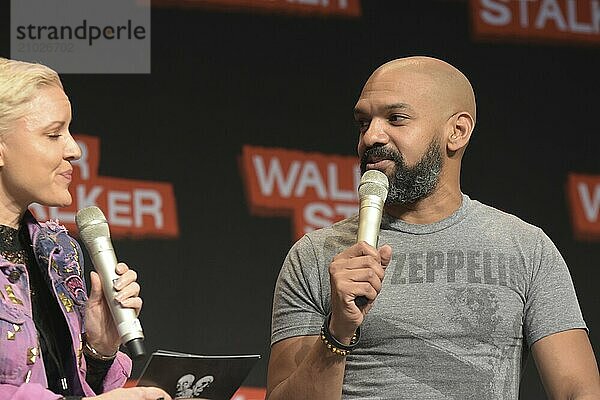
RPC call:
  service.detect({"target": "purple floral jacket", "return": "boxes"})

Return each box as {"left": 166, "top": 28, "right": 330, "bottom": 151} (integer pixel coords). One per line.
{"left": 0, "top": 212, "right": 132, "bottom": 399}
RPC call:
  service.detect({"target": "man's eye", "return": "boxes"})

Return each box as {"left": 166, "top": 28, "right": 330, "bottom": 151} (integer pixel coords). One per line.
{"left": 356, "top": 120, "right": 370, "bottom": 132}
{"left": 389, "top": 114, "right": 407, "bottom": 124}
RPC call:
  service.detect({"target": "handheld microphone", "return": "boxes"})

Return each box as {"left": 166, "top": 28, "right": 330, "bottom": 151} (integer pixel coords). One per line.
{"left": 75, "top": 206, "right": 146, "bottom": 359}
{"left": 354, "top": 170, "right": 389, "bottom": 307}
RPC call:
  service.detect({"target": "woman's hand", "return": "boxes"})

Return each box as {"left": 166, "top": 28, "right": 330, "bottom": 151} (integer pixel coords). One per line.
{"left": 84, "top": 386, "right": 171, "bottom": 400}
{"left": 84, "top": 262, "right": 143, "bottom": 356}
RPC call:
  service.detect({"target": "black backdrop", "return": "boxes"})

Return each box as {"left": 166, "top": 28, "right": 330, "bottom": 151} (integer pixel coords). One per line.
{"left": 1, "top": 1, "right": 599, "bottom": 398}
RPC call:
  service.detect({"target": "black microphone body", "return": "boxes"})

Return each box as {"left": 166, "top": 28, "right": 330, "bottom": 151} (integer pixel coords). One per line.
{"left": 75, "top": 206, "right": 146, "bottom": 359}
{"left": 354, "top": 170, "right": 389, "bottom": 307}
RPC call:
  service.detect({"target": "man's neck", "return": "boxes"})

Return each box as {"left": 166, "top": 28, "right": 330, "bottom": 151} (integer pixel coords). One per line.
{"left": 384, "top": 183, "right": 463, "bottom": 225}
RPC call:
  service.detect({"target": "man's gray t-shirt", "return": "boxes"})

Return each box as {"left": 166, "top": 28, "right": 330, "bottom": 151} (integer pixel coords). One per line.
{"left": 271, "top": 195, "right": 587, "bottom": 399}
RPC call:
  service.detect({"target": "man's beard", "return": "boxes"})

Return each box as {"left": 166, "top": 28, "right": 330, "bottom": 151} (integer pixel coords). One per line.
{"left": 360, "top": 139, "right": 443, "bottom": 205}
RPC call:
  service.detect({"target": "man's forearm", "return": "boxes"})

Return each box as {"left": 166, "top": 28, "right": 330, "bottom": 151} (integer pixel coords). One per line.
{"left": 572, "top": 387, "right": 600, "bottom": 400}
{"left": 267, "top": 339, "right": 347, "bottom": 400}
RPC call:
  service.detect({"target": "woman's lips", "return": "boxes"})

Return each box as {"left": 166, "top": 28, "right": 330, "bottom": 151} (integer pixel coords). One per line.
{"left": 59, "top": 171, "right": 73, "bottom": 182}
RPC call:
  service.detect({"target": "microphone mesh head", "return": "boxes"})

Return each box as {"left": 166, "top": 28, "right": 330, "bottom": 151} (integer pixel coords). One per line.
{"left": 358, "top": 170, "right": 389, "bottom": 200}
{"left": 75, "top": 206, "right": 111, "bottom": 242}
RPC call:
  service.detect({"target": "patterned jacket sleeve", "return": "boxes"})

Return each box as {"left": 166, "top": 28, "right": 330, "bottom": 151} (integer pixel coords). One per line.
{"left": 0, "top": 383, "right": 63, "bottom": 400}
{"left": 99, "top": 351, "right": 132, "bottom": 393}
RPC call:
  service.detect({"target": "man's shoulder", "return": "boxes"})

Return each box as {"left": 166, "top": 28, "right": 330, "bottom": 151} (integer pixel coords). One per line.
{"left": 306, "top": 214, "right": 358, "bottom": 238}
{"left": 295, "top": 215, "right": 359, "bottom": 249}
{"left": 468, "top": 196, "right": 544, "bottom": 235}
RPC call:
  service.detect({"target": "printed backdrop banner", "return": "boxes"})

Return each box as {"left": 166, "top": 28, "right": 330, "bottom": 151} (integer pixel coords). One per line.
{"left": 240, "top": 145, "right": 360, "bottom": 240}
{"left": 31, "top": 135, "right": 179, "bottom": 238}
{"left": 152, "top": 0, "right": 361, "bottom": 17}
{"left": 567, "top": 173, "right": 600, "bottom": 241}
{"left": 470, "top": 0, "right": 600, "bottom": 44}
{"left": 2, "top": 1, "right": 598, "bottom": 398}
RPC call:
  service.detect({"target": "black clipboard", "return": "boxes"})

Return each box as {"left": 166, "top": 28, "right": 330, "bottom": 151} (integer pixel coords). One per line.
{"left": 136, "top": 350, "right": 261, "bottom": 400}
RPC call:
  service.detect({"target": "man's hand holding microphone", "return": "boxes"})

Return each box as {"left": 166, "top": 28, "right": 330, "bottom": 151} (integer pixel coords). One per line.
{"left": 327, "top": 170, "right": 391, "bottom": 346}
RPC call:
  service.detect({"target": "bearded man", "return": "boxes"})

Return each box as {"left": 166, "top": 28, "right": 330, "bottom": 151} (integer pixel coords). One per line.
{"left": 265, "top": 56, "right": 600, "bottom": 400}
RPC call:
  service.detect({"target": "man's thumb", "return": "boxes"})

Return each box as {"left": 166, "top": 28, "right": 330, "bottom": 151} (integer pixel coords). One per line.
{"left": 378, "top": 244, "right": 393, "bottom": 267}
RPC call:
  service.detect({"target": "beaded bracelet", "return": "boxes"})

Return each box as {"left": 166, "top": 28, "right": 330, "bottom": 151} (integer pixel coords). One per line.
{"left": 320, "top": 313, "right": 360, "bottom": 356}
{"left": 82, "top": 335, "right": 117, "bottom": 361}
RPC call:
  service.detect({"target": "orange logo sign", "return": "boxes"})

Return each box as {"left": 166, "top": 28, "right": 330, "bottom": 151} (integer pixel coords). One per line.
{"left": 232, "top": 386, "right": 267, "bottom": 400}
{"left": 30, "top": 134, "right": 179, "bottom": 238}
{"left": 471, "top": 0, "right": 600, "bottom": 44}
{"left": 566, "top": 173, "right": 600, "bottom": 241}
{"left": 153, "top": 0, "right": 361, "bottom": 17}
{"left": 240, "top": 145, "right": 360, "bottom": 241}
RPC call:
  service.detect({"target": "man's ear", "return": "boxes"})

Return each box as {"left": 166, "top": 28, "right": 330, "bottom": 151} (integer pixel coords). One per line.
{"left": 0, "top": 140, "right": 6, "bottom": 168}
{"left": 447, "top": 112, "right": 474, "bottom": 152}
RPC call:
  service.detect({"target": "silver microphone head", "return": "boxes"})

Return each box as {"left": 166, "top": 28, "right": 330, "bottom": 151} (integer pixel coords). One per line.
{"left": 358, "top": 170, "right": 389, "bottom": 201}
{"left": 75, "top": 206, "right": 111, "bottom": 242}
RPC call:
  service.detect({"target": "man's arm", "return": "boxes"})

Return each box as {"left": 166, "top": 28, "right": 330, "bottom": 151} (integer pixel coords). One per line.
{"left": 267, "top": 242, "right": 392, "bottom": 400}
{"left": 266, "top": 335, "right": 346, "bottom": 400}
{"left": 532, "top": 328, "right": 600, "bottom": 399}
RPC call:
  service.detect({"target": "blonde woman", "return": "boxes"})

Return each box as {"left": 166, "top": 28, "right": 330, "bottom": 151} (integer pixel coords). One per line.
{"left": 0, "top": 57, "right": 170, "bottom": 400}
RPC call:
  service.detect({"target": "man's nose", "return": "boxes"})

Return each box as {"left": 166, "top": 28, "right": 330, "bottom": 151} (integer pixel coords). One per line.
{"left": 362, "top": 118, "right": 390, "bottom": 147}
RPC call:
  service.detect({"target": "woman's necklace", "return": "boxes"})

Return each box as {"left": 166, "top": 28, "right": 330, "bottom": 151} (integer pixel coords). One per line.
{"left": 0, "top": 225, "right": 31, "bottom": 287}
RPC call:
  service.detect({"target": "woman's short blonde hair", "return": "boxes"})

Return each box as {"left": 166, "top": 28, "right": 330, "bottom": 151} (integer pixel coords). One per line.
{"left": 0, "top": 57, "right": 63, "bottom": 135}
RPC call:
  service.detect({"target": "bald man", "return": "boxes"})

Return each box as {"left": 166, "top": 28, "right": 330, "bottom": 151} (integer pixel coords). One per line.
{"left": 266, "top": 57, "right": 600, "bottom": 399}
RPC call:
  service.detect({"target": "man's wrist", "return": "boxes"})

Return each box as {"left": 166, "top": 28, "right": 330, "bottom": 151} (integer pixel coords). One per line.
{"left": 328, "top": 313, "right": 359, "bottom": 345}
{"left": 320, "top": 313, "right": 360, "bottom": 356}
